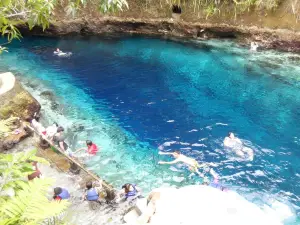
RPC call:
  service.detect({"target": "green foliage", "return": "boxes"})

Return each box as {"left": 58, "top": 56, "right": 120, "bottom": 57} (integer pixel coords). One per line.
{"left": 0, "top": 149, "right": 49, "bottom": 193}
{"left": 99, "top": 0, "right": 129, "bottom": 13}
{"left": 0, "top": 0, "right": 129, "bottom": 42}
{"left": 205, "top": 3, "right": 220, "bottom": 19}
{"left": 0, "top": 46, "right": 8, "bottom": 54}
{"left": 0, "top": 178, "right": 70, "bottom": 225}
{"left": 0, "top": 150, "right": 69, "bottom": 225}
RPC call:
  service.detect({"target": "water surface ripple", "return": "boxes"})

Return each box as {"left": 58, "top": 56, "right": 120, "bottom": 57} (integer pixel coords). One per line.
{"left": 1, "top": 36, "right": 299, "bottom": 224}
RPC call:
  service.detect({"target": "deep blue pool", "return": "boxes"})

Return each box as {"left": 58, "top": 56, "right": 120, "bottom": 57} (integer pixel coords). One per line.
{"left": 0, "top": 36, "right": 299, "bottom": 224}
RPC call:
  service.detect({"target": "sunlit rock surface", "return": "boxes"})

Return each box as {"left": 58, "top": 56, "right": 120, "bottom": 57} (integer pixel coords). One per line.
{"left": 138, "top": 186, "right": 283, "bottom": 225}
{"left": 0, "top": 72, "right": 40, "bottom": 121}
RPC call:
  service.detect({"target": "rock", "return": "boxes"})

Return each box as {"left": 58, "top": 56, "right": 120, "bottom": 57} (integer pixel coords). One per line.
{"left": 40, "top": 90, "right": 55, "bottom": 101}
{"left": 0, "top": 121, "right": 32, "bottom": 152}
{"left": 134, "top": 186, "right": 284, "bottom": 225}
{"left": 0, "top": 72, "right": 41, "bottom": 121}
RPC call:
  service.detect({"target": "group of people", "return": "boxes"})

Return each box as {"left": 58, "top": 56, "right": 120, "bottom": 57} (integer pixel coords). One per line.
{"left": 52, "top": 181, "right": 141, "bottom": 208}
{"left": 158, "top": 132, "right": 254, "bottom": 191}
{"left": 30, "top": 113, "right": 253, "bottom": 211}
{"left": 31, "top": 114, "right": 99, "bottom": 160}
{"left": 30, "top": 115, "right": 143, "bottom": 209}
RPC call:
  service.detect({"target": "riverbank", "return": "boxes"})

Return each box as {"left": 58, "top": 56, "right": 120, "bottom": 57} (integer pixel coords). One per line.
{"left": 17, "top": 17, "right": 300, "bottom": 53}
{"left": 8, "top": 135, "right": 135, "bottom": 225}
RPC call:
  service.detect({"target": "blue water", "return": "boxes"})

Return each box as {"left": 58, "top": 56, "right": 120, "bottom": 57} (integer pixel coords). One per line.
{"left": 1, "top": 36, "right": 299, "bottom": 224}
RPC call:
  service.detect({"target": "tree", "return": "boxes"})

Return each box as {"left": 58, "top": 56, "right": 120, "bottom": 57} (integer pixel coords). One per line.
{"left": 0, "top": 0, "right": 128, "bottom": 44}
{"left": 0, "top": 150, "right": 70, "bottom": 225}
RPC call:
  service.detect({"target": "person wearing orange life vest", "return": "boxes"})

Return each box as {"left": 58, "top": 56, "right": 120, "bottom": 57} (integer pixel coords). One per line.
{"left": 75, "top": 140, "right": 99, "bottom": 156}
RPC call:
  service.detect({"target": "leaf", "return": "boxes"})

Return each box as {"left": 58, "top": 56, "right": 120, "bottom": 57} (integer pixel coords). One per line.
{"left": 0, "top": 178, "right": 69, "bottom": 224}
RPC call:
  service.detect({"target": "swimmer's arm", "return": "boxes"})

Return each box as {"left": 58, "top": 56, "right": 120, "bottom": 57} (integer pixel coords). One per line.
{"left": 74, "top": 148, "right": 86, "bottom": 153}
{"left": 158, "top": 159, "right": 179, "bottom": 165}
{"left": 59, "top": 142, "right": 65, "bottom": 151}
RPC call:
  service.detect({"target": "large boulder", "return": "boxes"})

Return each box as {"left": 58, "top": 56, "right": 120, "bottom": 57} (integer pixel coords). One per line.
{"left": 127, "top": 185, "right": 287, "bottom": 225}
{"left": 0, "top": 72, "right": 41, "bottom": 121}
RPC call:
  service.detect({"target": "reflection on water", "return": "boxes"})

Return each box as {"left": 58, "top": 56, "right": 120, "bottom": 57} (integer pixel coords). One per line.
{"left": 0, "top": 36, "right": 299, "bottom": 224}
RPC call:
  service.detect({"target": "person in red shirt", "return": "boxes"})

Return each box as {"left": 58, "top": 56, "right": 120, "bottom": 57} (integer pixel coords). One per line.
{"left": 74, "top": 140, "right": 99, "bottom": 156}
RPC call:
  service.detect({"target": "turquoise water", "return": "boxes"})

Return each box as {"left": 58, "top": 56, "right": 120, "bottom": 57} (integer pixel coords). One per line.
{"left": 0, "top": 36, "right": 299, "bottom": 224}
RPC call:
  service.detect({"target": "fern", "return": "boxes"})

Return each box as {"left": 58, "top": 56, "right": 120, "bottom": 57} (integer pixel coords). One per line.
{"left": 0, "top": 178, "right": 70, "bottom": 225}
{"left": 0, "top": 149, "right": 49, "bottom": 193}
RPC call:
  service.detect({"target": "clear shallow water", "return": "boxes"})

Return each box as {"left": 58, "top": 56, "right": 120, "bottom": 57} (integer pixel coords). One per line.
{"left": 1, "top": 36, "right": 300, "bottom": 224}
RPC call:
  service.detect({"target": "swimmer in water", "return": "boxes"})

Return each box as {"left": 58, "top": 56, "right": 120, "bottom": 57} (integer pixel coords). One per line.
{"left": 55, "top": 48, "right": 62, "bottom": 54}
{"left": 250, "top": 42, "right": 259, "bottom": 52}
{"left": 158, "top": 151, "right": 208, "bottom": 177}
{"left": 224, "top": 132, "right": 242, "bottom": 148}
{"left": 224, "top": 132, "right": 254, "bottom": 161}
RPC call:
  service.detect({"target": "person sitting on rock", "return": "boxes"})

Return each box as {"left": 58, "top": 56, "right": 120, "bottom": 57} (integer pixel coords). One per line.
{"left": 74, "top": 140, "right": 99, "bottom": 157}
{"left": 84, "top": 181, "right": 101, "bottom": 202}
{"left": 53, "top": 187, "right": 70, "bottom": 201}
{"left": 117, "top": 183, "right": 141, "bottom": 202}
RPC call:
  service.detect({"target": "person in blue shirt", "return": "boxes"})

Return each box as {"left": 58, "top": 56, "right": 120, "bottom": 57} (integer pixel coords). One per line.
{"left": 85, "top": 181, "right": 101, "bottom": 202}
{"left": 53, "top": 187, "right": 70, "bottom": 201}
{"left": 116, "top": 183, "right": 141, "bottom": 202}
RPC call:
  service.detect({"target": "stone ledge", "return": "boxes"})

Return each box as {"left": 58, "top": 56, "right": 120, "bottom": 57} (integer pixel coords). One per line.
{"left": 0, "top": 72, "right": 40, "bottom": 121}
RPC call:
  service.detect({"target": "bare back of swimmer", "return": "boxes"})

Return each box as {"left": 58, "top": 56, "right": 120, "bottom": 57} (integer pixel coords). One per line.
{"left": 158, "top": 151, "right": 207, "bottom": 177}
{"left": 224, "top": 132, "right": 254, "bottom": 161}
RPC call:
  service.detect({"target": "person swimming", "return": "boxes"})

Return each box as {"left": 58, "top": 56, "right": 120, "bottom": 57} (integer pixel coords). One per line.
{"left": 54, "top": 48, "right": 62, "bottom": 54}
{"left": 224, "top": 132, "right": 254, "bottom": 161}
{"left": 74, "top": 140, "right": 99, "bottom": 156}
{"left": 54, "top": 48, "right": 72, "bottom": 57}
{"left": 250, "top": 42, "right": 259, "bottom": 51}
{"left": 158, "top": 151, "right": 209, "bottom": 177}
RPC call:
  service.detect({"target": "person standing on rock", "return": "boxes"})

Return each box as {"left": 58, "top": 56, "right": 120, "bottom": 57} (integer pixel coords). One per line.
{"left": 51, "top": 126, "right": 68, "bottom": 152}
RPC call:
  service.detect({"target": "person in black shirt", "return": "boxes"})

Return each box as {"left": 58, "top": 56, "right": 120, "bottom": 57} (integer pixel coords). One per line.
{"left": 52, "top": 126, "right": 68, "bottom": 151}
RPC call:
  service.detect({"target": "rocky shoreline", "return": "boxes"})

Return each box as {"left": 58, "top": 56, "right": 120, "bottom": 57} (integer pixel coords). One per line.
{"left": 7, "top": 136, "right": 133, "bottom": 225}
{"left": 17, "top": 17, "right": 300, "bottom": 53}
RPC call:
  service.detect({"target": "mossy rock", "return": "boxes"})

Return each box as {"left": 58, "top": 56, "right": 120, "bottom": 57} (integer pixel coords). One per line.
{"left": 0, "top": 73, "right": 41, "bottom": 121}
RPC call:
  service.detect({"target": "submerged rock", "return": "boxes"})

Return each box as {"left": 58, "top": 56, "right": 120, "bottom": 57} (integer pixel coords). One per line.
{"left": 40, "top": 90, "right": 56, "bottom": 101}
{"left": 0, "top": 72, "right": 41, "bottom": 121}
